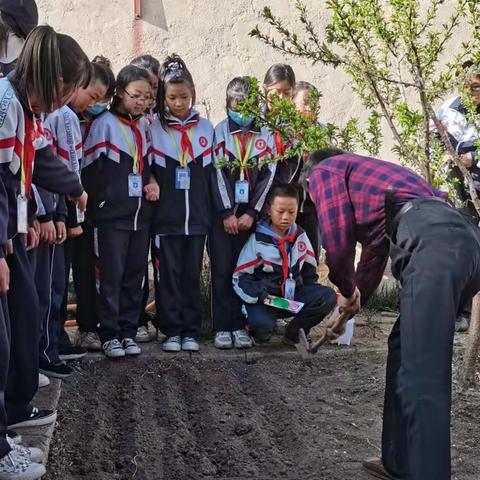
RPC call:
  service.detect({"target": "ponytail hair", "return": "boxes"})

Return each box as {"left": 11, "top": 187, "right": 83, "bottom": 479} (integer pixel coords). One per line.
{"left": 13, "top": 26, "right": 91, "bottom": 112}
{"left": 157, "top": 53, "right": 196, "bottom": 124}
{"left": 130, "top": 54, "right": 160, "bottom": 77}
{"left": 263, "top": 63, "right": 296, "bottom": 88}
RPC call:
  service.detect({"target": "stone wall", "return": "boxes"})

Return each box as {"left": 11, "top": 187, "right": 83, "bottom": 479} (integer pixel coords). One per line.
{"left": 37, "top": 0, "right": 465, "bottom": 158}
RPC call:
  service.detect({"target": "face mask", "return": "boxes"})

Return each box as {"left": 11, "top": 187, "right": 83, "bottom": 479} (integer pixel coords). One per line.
{"left": 88, "top": 102, "right": 108, "bottom": 117}
{"left": 228, "top": 109, "right": 253, "bottom": 128}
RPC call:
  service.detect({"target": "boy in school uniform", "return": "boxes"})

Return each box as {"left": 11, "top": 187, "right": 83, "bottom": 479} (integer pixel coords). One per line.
{"left": 233, "top": 184, "right": 336, "bottom": 343}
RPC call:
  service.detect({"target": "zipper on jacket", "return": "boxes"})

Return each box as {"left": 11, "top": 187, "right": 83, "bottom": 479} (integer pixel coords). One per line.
{"left": 184, "top": 190, "right": 190, "bottom": 235}
{"left": 134, "top": 197, "right": 141, "bottom": 231}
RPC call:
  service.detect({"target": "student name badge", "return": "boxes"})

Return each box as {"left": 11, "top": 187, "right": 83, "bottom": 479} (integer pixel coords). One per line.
{"left": 284, "top": 275, "right": 296, "bottom": 300}
{"left": 17, "top": 195, "right": 28, "bottom": 234}
{"left": 175, "top": 167, "right": 191, "bottom": 190}
{"left": 128, "top": 174, "right": 143, "bottom": 198}
{"left": 235, "top": 180, "right": 249, "bottom": 204}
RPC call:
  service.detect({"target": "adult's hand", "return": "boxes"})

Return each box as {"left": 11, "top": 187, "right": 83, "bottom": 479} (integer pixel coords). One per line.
{"left": 338, "top": 287, "right": 361, "bottom": 317}
{"left": 39, "top": 221, "right": 56, "bottom": 244}
{"left": 26, "top": 227, "right": 39, "bottom": 251}
{"left": 237, "top": 213, "right": 254, "bottom": 231}
{"left": 55, "top": 222, "right": 67, "bottom": 244}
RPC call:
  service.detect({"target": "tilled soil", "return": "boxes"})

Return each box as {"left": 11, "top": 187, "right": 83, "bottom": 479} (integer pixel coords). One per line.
{"left": 46, "top": 347, "right": 480, "bottom": 480}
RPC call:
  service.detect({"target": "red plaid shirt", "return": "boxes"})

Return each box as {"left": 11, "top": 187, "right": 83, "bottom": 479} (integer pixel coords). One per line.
{"left": 309, "top": 154, "right": 447, "bottom": 299}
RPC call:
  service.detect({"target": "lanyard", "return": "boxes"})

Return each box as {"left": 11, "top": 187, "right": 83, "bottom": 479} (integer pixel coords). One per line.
{"left": 234, "top": 132, "right": 254, "bottom": 181}
{"left": 168, "top": 127, "right": 194, "bottom": 167}
{"left": 117, "top": 119, "right": 140, "bottom": 174}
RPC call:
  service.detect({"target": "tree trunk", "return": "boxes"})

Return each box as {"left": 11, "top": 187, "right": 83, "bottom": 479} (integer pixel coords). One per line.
{"left": 462, "top": 294, "right": 480, "bottom": 386}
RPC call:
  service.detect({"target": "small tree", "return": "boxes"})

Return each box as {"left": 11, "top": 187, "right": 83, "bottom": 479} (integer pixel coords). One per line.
{"left": 249, "top": 0, "right": 480, "bottom": 386}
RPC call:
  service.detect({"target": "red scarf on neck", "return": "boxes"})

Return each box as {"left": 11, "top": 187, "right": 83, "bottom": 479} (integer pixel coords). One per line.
{"left": 169, "top": 117, "right": 199, "bottom": 163}
{"left": 117, "top": 116, "right": 144, "bottom": 174}
{"left": 274, "top": 227, "right": 297, "bottom": 296}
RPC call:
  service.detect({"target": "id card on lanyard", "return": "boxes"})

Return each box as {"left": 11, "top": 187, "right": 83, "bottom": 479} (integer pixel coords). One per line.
{"left": 284, "top": 273, "right": 296, "bottom": 300}
{"left": 118, "top": 120, "right": 143, "bottom": 197}
{"left": 169, "top": 128, "right": 194, "bottom": 190}
{"left": 234, "top": 133, "right": 253, "bottom": 204}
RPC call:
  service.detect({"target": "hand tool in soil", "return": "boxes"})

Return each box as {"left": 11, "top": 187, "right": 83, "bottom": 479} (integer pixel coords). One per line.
{"left": 295, "top": 309, "right": 351, "bottom": 358}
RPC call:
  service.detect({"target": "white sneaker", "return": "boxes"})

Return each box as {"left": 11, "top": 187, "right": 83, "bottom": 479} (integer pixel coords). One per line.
{"left": 156, "top": 329, "right": 167, "bottom": 342}
{"left": 37, "top": 374, "right": 49, "bottom": 389}
{"left": 102, "top": 339, "right": 125, "bottom": 359}
{"left": 181, "top": 337, "right": 199, "bottom": 352}
{"left": 76, "top": 331, "right": 102, "bottom": 351}
{"left": 135, "top": 326, "right": 151, "bottom": 343}
{"left": 232, "top": 329, "right": 253, "bottom": 349}
{"left": 214, "top": 331, "right": 233, "bottom": 349}
{"left": 162, "top": 336, "right": 181, "bottom": 352}
{"left": 6, "top": 439, "right": 44, "bottom": 464}
{"left": 121, "top": 338, "right": 141, "bottom": 355}
{"left": 0, "top": 450, "right": 46, "bottom": 479}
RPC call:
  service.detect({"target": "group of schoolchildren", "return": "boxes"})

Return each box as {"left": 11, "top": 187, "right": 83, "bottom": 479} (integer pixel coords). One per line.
{"left": 0, "top": 1, "right": 339, "bottom": 478}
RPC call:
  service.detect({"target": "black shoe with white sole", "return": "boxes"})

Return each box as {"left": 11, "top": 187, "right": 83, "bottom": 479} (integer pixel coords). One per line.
{"left": 58, "top": 344, "right": 87, "bottom": 361}
{"left": 39, "top": 361, "right": 73, "bottom": 379}
{"left": 8, "top": 408, "right": 57, "bottom": 429}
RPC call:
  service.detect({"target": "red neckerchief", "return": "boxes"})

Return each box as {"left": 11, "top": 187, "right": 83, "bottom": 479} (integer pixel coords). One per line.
{"left": 169, "top": 117, "right": 199, "bottom": 163}
{"left": 274, "top": 227, "right": 298, "bottom": 296}
{"left": 274, "top": 130, "right": 287, "bottom": 162}
{"left": 23, "top": 114, "right": 43, "bottom": 197}
{"left": 117, "top": 116, "right": 144, "bottom": 174}
{"left": 236, "top": 131, "right": 253, "bottom": 182}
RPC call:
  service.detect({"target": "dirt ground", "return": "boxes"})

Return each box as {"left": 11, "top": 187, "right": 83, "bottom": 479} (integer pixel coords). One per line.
{"left": 45, "top": 322, "right": 480, "bottom": 480}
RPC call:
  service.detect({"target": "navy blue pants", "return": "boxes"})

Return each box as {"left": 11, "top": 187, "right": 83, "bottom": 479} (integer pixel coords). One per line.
{"left": 153, "top": 234, "right": 206, "bottom": 338}
{"left": 94, "top": 226, "right": 149, "bottom": 343}
{"left": 63, "top": 224, "right": 98, "bottom": 333}
{"left": 245, "top": 284, "right": 336, "bottom": 337}
{"left": 36, "top": 242, "right": 66, "bottom": 366}
{"left": 0, "top": 293, "right": 10, "bottom": 458}
{"left": 383, "top": 199, "right": 480, "bottom": 480}
{"left": 208, "top": 213, "right": 251, "bottom": 332}
{"left": 6, "top": 236, "right": 39, "bottom": 425}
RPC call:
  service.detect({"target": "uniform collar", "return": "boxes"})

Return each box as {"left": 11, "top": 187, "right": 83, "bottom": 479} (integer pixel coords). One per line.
{"left": 165, "top": 109, "right": 200, "bottom": 128}
{"left": 227, "top": 116, "right": 260, "bottom": 135}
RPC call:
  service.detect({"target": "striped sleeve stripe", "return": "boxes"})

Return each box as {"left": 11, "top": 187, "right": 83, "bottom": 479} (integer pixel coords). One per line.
{"left": 233, "top": 258, "right": 260, "bottom": 273}
{"left": 84, "top": 141, "right": 120, "bottom": 157}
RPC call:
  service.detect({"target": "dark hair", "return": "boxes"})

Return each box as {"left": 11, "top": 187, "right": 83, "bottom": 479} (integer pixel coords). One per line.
{"left": 299, "top": 148, "right": 346, "bottom": 190}
{"left": 91, "top": 61, "right": 116, "bottom": 99}
{"left": 130, "top": 54, "right": 160, "bottom": 77}
{"left": 293, "top": 81, "right": 317, "bottom": 98}
{"left": 92, "top": 54, "right": 112, "bottom": 68}
{"left": 0, "top": 0, "right": 38, "bottom": 39}
{"left": 226, "top": 76, "right": 251, "bottom": 111}
{"left": 264, "top": 63, "right": 296, "bottom": 88}
{"left": 266, "top": 184, "right": 300, "bottom": 210}
{"left": 13, "top": 26, "right": 91, "bottom": 113}
{"left": 111, "top": 64, "right": 151, "bottom": 109}
{"left": 157, "top": 53, "right": 196, "bottom": 123}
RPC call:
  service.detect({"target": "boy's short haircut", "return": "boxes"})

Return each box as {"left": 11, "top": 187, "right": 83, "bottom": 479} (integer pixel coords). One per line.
{"left": 267, "top": 184, "right": 300, "bottom": 205}
{"left": 293, "top": 81, "right": 317, "bottom": 98}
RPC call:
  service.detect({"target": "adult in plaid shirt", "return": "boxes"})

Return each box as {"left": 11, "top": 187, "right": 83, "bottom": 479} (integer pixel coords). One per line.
{"left": 302, "top": 148, "right": 480, "bottom": 480}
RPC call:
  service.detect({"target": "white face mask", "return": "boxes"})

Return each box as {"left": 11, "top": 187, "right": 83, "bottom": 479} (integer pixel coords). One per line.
{"left": 0, "top": 33, "right": 24, "bottom": 64}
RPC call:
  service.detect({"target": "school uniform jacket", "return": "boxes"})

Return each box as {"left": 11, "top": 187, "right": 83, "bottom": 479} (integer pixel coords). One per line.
{"left": 149, "top": 110, "right": 214, "bottom": 235}
{"left": 82, "top": 109, "right": 153, "bottom": 231}
{"left": 271, "top": 130, "right": 315, "bottom": 214}
{"left": 232, "top": 221, "right": 318, "bottom": 304}
{"left": 0, "top": 76, "right": 84, "bottom": 257}
{"left": 212, "top": 117, "right": 275, "bottom": 219}
{"left": 39, "top": 105, "right": 83, "bottom": 227}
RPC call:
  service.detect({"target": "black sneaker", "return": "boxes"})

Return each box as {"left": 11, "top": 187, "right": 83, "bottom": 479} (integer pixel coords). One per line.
{"left": 39, "top": 361, "right": 73, "bottom": 379}
{"left": 8, "top": 407, "right": 57, "bottom": 429}
{"left": 6, "top": 430, "right": 21, "bottom": 445}
{"left": 58, "top": 344, "right": 88, "bottom": 361}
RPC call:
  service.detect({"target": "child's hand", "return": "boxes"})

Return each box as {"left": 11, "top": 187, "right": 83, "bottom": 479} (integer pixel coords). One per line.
{"left": 55, "top": 222, "right": 67, "bottom": 244}
{"left": 26, "top": 227, "right": 39, "bottom": 251}
{"left": 6, "top": 239, "right": 13, "bottom": 256}
{"left": 144, "top": 183, "right": 160, "bottom": 201}
{"left": 68, "top": 226, "right": 83, "bottom": 238}
{"left": 39, "top": 221, "right": 57, "bottom": 244}
{"left": 72, "top": 191, "right": 88, "bottom": 213}
{"left": 0, "top": 258, "right": 9, "bottom": 293}
{"left": 223, "top": 215, "right": 239, "bottom": 235}
{"left": 238, "top": 213, "right": 254, "bottom": 231}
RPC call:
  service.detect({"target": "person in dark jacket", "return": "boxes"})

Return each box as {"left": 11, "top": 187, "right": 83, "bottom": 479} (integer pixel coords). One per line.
{"left": 303, "top": 148, "right": 480, "bottom": 480}
{"left": 233, "top": 184, "right": 336, "bottom": 343}
{"left": 0, "top": 26, "right": 89, "bottom": 479}
{"left": 150, "top": 55, "right": 214, "bottom": 353}
{"left": 82, "top": 65, "right": 158, "bottom": 359}
{"left": 210, "top": 76, "right": 276, "bottom": 349}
